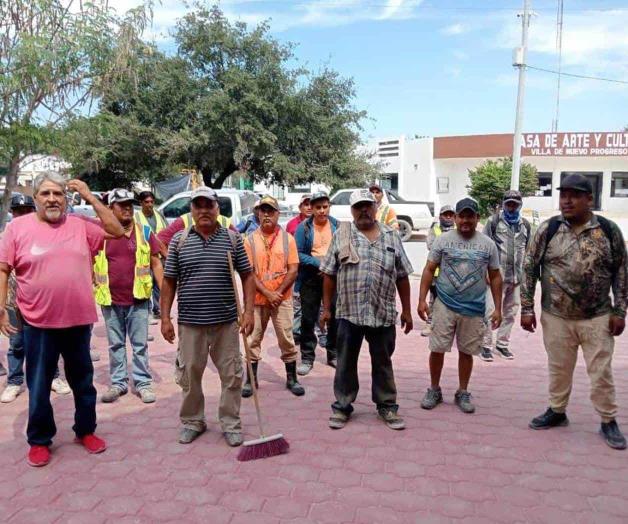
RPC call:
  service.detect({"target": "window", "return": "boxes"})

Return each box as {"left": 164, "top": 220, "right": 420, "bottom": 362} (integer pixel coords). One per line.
{"left": 381, "top": 173, "right": 398, "bottom": 191}
{"left": 331, "top": 191, "right": 351, "bottom": 205}
{"left": 162, "top": 197, "right": 190, "bottom": 218}
{"left": 290, "top": 183, "right": 311, "bottom": 192}
{"left": 378, "top": 146, "right": 399, "bottom": 152}
{"left": 536, "top": 172, "right": 552, "bottom": 197}
{"left": 611, "top": 172, "right": 628, "bottom": 198}
{"left": 217, "top": 196, "right": 232, "bottom": 218}
{"left": 378, "top": 152, "right": 399, "bottom": 158}
{"left": 378, "top": 140, "right": 399, "bottom": 146}
{"left": 239, "top": 193, "right": 256, "bottom": 216}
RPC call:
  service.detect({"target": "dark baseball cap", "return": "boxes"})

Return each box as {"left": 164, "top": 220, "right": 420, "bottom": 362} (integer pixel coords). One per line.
{"left": 10, "top": 194, "right": 35, "bottom": 210}
{"left": 455, "top": 197, "right": 479, "bottom": 214}
{"left": 310, "top": 191, "right": 330, "bottom": 204}
{"left": 503, "top": 190, "right": 523, "bottom": 204}
{"left": 557, "top": 174, "right": 593, "bottom": 194}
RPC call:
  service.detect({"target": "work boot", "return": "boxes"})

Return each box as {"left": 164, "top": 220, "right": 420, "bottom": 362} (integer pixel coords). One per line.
{"left": 51, "top": 377, "right": 71, "bottom": 395}
{"left": 285, "top": 362, "right": 305, "bottom": 396}
{"left": 420, "top": 387, "right": 443, "bottom": 410}
{"left": 600, "top": 420, "right": 627, "bottom": 450}
{"left": 224, "top": 432, "right": 243, "bottom": 447}
{"left": 241, "top": 362, "right": 259, "bottom": 398}
{"left": 179, "top": 426, "right": 206, "bottom": 444}
{"left": 101, "top": 386, "right": 126, "bottom": 403}
{"left": 529, "top": 407, "right": 569, "bottom": 430}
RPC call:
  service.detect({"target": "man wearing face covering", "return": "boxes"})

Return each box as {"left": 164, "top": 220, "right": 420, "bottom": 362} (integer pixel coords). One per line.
{"left": 422, "top": 205, "right": 456, "bottom": 337}
{"left": 480, "top": 190, "right": 531, "bottom": 362}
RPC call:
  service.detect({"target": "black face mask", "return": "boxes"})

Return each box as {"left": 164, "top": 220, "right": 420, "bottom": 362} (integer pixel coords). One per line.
{"left": 440, "top": 217, "right": 455, "bottom": 228}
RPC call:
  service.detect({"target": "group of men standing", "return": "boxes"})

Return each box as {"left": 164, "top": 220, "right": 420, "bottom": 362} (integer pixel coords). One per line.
{"left": 0, "top": 171, "right": 626, "bottom": 468}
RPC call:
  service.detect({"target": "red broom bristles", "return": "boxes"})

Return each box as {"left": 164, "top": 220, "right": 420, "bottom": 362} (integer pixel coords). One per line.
{"left": 237, "top": 436, "right": 290, "bottom": 462}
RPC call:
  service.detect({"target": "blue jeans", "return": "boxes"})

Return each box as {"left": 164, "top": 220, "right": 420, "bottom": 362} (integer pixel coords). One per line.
{"left": 7, "top": 308, "right": 59, "bottom": 386}
{"left": 23, "top": 323, "right": 96, "bottom": 446}
{"left": 102, "top": 302, "right": 152, "bottom": 391}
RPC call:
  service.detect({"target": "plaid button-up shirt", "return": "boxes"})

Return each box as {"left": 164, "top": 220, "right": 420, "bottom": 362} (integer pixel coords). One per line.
{"left": 320, "top": 223, "right": 413, "bottom": 327}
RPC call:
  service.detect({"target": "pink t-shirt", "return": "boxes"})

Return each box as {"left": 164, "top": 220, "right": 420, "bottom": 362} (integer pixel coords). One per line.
{"left": 0, "top": 213, "right": 105, "bottom": 328}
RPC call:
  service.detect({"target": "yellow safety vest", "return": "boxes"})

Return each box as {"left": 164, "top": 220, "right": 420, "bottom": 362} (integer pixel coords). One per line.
{"left": 376, "top": 204, "right": 399, "bottom": 229}
{"left": 135, "top": 210, "right": 167, "bottom": 233}
{"left": 181, "top": 212, "right": 231, "bottom": 228}
{"left": 93, "top": 223, "right": 152, "bottom": 306}
{"left": 433, "top": 224, "right": 442, "bottom": 278}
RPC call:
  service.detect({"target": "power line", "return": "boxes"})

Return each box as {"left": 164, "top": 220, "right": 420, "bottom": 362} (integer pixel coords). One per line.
{"left": 527, "top": 65, "right": 628, "bottom": 85}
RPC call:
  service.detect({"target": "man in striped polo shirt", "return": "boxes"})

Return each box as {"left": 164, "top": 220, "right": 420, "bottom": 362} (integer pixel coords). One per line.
{"left": 160, "top": 186, "right": 255, "bottom": 448}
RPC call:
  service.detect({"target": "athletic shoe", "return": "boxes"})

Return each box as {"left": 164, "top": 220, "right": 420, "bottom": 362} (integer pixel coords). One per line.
{"left": 138, "top": 387, "right": 156, "bottom": 404}
{"left": 454, "top": 390, "right": 476, "bottom": 414}
{"left": 420, "top": 387, "right": 443, "bottom": 410}
{"left": 27, "top": 445, "right": 50, "bottom": 467}
{"left": 51, "top": 378, "right": 71, "bottom": 395}
{"left": 378, "top": 410, "right": 405, "bottom": 430}
{"left": 1, "top": 384, "right": 24, "bottom": 403}
{"left": 600, "top": 420, "right": 627, "bottom": 450}
{"left": 529, "top": 407, "right": 568, "bottom": 430}
{"left": 76, "top": 434, "right": 107, "bottom": 454}
{"left": 480, "top": 347, "right": 493, "bottom": 362}
{"left": 495, "top": 346, "right": 514, "bottom": 360}
{"left": 101, "top": 386, "right": 126, "bottom": 403}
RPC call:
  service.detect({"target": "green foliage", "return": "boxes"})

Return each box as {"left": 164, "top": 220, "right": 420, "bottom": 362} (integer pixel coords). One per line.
{"left": 0, "top": 0, "right": 152, "bottom": 225}
{"left": 63, "top": 4, "right": 376, "bottom": 189}
{"left": 467, "top": 158, "right": 538, "bottom": 216}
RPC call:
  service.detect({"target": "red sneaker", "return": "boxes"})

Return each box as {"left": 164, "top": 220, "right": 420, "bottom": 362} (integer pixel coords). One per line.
{"left": 27, "top": 445, "right": 50, "bottom": 467}
{"left": 75, "top": 434, "right": 107, "bottom": 454}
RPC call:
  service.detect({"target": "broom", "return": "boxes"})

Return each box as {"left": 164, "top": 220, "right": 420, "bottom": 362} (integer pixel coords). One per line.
{"left": 227, "top": 252, "right": 289, "bottom": 461}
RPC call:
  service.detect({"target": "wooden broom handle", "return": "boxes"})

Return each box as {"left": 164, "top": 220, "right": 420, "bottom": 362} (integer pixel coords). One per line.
{"left": 227, "top": 252, "right": 266, "bottom": 437}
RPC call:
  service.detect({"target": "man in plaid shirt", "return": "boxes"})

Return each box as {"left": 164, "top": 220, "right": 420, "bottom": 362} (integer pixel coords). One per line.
{"left": 320, "top": 189, "right": 413, "bottom": 431}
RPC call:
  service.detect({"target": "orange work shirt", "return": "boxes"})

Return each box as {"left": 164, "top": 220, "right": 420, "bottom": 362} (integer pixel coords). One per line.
{"left": 311, "top": 221, "right": 332, "bottom": 258}
{"left": 244, "top": 228, "right": 299, "bottom": 306}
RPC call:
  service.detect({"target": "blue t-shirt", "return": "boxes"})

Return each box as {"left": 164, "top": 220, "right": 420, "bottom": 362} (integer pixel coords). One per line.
{"left": 428, "top": 230, "right": 500, "bottom": 317}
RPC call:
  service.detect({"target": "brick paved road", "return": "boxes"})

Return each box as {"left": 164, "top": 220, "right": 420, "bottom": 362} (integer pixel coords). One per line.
{"left": 1, "top": 285, "right": 627, "bottom": 523}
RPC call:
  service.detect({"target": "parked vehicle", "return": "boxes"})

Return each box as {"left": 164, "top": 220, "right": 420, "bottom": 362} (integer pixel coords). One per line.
{"left": 158, "top": 188, "right": 257, "bottom": 226}
{"left": 329, "top": 188, "right": 433, "bottom": 241}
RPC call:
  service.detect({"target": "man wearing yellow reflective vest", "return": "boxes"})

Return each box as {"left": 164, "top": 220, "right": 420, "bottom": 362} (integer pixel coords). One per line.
{"left": 157, "top": 210, "right": 232, "bottom": 254}
{"left": 422, "top": 205, "right": 456, "bottom": 337}
{"left": 136, "top": 191, "right": 168, "bottom": 322}
{"left": 369, "top": 183, "right": 399, "bottom": 230}
{"left": 95, "top": 189, "right": 163, "bottom": 404}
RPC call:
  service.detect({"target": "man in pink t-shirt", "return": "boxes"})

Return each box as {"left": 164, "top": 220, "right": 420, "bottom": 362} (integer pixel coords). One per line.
{"left": 0, "top": 174, "right": 124, "bottom": 467}
{"left": 286, "top": 194, "right": 312, "bottom": 236}
{"left": 97, "top": 189, "right": 163, "bottom": 405}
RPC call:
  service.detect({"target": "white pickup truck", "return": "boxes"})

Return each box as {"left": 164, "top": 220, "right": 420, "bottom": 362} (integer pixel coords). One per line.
{"left": 328, "top": 188, "right": 433, "bottom": 241}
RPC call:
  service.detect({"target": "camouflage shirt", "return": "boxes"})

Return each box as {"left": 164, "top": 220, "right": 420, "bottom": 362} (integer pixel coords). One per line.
{"left": 521, "top": 214, "right": 627, "bottom": 320}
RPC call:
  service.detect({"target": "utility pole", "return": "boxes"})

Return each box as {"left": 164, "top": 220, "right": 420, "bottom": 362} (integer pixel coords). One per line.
{"left": 510, "top": 0, "right": 531, "bottom": 191}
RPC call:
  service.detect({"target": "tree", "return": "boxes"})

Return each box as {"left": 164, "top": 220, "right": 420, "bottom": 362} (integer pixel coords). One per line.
{"left": 467, "top": 158, "right": 538, "bottom": 216}
{"left": 65, "top": 4, "right": 376, "bottom": 189}
{"left": 0, "top": 0, "right": 151, "bottom": 226}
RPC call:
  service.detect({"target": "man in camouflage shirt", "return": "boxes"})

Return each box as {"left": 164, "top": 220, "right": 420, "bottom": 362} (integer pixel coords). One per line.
{"left": 521, "top": 174, "right": 627, "bottom": 450}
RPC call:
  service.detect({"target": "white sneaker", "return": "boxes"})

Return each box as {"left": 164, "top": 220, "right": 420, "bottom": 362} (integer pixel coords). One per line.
{"left": 51, "top": 378, "right": 71, "bottom": 395}
{"left": 420, "top": 325, "right": 432, "bottom": 337}
{"left": 1, "top": 384, "right": 24, "bottom": 403}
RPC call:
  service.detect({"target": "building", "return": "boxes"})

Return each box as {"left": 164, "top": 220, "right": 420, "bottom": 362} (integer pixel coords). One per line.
{"left": 368, "top": 131, "right": 628, "bottom": 213}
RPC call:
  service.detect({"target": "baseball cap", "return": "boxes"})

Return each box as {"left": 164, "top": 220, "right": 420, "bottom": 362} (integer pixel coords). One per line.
{"left": 368, "top": 182, "right": 382, "bottom": 191}
{"left": 108, "top": 188, "right": 135, "bottom": 205}
{"left": 557, "top": 174, "right": 593, "bottom": 194}
{"left": 299, "top": 194, "right": 312, "bottom": 205}
{"left": 455, "top": 197, "right": 480, "bottom": 214}
{"left": 350, "top": 189, "right": 376, "bottom": 207}
{"left": 503, "top": 189, "right": 523, "bottom": 204}
{"left": 258, "top": 195, "right": 279, "bottom": 211}
{"left": 10, "top": 194, "right": 35, "bottom": 210}
{"left": 439, "top": 204, "right": 454, "bottom": 215}
{"left": 310, "top": 191, "right": 330, "bottom": 204}
{"left": 190, "top": 186, "right": 218, "bottom": 202}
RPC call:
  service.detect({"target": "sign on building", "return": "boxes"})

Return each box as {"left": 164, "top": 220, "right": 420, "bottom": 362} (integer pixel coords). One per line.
{"left": 522, "top": 132, "right": 628, "bottom": 157}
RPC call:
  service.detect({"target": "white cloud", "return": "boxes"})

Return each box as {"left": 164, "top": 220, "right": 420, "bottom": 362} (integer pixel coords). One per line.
{"left": 441, "top": 23, "right": 467, "bottom": 36}
{"left": 452, "top": 49, "right": 468, "bottom": 61}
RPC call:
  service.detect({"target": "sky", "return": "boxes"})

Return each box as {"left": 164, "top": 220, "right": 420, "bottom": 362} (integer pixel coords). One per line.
{"left": 109, "top": 0, "right": 628, "bottom": 141}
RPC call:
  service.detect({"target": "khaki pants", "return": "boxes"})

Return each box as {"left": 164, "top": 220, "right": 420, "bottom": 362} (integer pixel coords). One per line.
{"left": 483, "top": 283, "right": 520, "bottom": 350}
{"left": 175, "top": 322, "right": 243, "bottom": 433}
{"left": 541, "top": 311, "right": 617, "bottom": 422}
{"left": 248, "top": 300, "right": 298, "bottom": 363}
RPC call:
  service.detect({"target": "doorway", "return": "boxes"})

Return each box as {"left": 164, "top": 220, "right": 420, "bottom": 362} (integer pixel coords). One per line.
{"left": 560, "top": 172, "right": 602, "bottom": 210}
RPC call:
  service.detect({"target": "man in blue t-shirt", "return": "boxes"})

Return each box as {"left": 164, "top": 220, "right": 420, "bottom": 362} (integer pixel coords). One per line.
{"left": 417, "top": 197, "right": 503, "bottom": 414}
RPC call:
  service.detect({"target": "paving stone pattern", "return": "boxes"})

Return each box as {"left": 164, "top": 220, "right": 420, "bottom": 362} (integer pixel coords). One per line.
{"left": 0, "top": 288, "right": 627, "bottom": 523}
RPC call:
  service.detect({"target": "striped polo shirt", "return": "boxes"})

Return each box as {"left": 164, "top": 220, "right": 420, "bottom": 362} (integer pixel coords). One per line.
{"left": 164, "top": 226, "right": 252, "bottom": 325}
